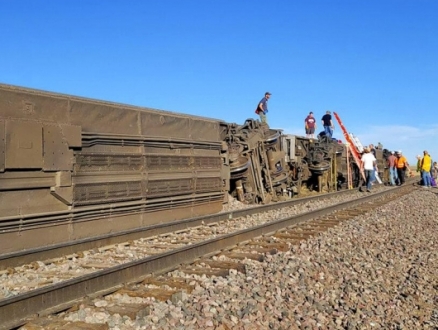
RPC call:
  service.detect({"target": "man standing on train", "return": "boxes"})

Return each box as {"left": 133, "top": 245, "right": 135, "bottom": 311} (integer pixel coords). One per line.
{"left": 321, "top": 111, "right": 334, "bottom": 138}
{"left": 304, "top": 111, "right": 316, "bottom": 138}
{"left": 255, "top": 92, "right": 271, "bottom": 124}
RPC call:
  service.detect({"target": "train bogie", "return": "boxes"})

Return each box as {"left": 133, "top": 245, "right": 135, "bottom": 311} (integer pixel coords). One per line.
{"left": 224, "top": 120, "right": 385, "bottom": 202}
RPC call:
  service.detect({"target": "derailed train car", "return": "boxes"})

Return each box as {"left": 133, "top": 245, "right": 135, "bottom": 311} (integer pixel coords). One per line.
{"left": 0, "top": 84, "right": 225, "bottom": 253}
{"left": 0, "top": 84, "right": 384, "bottom": 254}
{"left": 221, "top": 119, "right": 367, "bottom": 204}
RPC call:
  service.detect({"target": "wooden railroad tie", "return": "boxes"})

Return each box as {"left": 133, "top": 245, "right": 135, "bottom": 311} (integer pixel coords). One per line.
{"left": 105, "top": 303, "right": 151, "bottom": 319}
{"left": 180, "top": 267, "right": 230, "bottom": 277}
{"left": 116, "top": 287, "right": 179, "bottom": 302}
{"left": 220, "top": 252, "right": 265, "bottom": 262}
{"left": 195, "top": 260, "right": 246, "bottom": 274}
{"left": 21, "top": 319, "right": 109, "bottom": 330}
{"left": 245, "top": 241, "right": 290, "bottom": 252}
{"left": 142, "top": 277, "right": 196, "bottom": 294}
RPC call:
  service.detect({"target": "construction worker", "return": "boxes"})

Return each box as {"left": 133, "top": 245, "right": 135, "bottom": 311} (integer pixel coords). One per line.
{"left": 395, "top": 151, "right": 409, "bottom": 185}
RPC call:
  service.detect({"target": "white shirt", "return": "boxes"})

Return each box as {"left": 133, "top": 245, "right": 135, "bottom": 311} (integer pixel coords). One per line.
{"left": 361, "top": 153, "right": 376, "bottom": 170}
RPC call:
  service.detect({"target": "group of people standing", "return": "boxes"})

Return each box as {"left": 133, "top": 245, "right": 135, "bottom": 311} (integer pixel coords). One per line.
{"left": 361, "top": 147, "right": 411, "bottom": 192}
{"left": 255, "top": 93, "right": 335, "bottom": 140}
{"left": 254, "top": 93, "right": 435, "bottom": 190}
{"left": 304, "top": 111, "right": 335, "bottom": 139}
{"left": 254, "top": 93, "right": 336, "bottom": 141}
{"left": 415, "top": 151, "right": 437, "bottom": 188}
{"left": 386, "top": 151, "right": 410, "bottom": 186}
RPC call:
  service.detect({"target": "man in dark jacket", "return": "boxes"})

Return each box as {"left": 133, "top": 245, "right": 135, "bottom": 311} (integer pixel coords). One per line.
{"left": 321, "top": 111, "right": 334, "bottom": 138}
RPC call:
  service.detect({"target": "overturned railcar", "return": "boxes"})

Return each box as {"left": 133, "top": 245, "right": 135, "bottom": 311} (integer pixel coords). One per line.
{"left": 0, "top": 84, "right": 225, "bottom": 253}
{"left": 221, "top": 119, "right": 348, "bottom": 204}
{"left": 0, "top": 83, "right": 385, "bottom": 254}
{"left": 223, "top": 120, "right": 382, "bottom": 202}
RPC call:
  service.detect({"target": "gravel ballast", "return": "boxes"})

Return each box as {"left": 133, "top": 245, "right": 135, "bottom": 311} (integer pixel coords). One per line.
{"left": 61, "top": 189, "right": 438, "bottom": 329}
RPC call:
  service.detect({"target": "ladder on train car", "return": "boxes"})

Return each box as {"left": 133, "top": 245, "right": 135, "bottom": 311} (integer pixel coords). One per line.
{"left": 349, "top": 132, "right": 383, "bottom": 184}
{"left": 349, "top": 133, "right": 364, "bottom": 153}
{"left": 333, "top": 112, "right": 366, "bottom": 181}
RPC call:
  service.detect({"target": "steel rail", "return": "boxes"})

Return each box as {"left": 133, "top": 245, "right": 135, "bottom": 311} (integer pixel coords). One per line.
{"left": 0, "top": 184, "right": 414, "bottom": 330}
{"left": 0, "top": 185, "right": 386, "bottom": 269}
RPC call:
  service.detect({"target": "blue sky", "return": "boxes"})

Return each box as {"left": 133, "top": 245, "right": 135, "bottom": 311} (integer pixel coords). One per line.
{"left": 1, "top": 0, "right": 437, "bottom": 164}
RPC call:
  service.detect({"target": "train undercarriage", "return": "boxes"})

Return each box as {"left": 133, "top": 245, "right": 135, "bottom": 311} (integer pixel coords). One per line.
{"left": 221, "top": 119, "right": 374, "bottom": 204}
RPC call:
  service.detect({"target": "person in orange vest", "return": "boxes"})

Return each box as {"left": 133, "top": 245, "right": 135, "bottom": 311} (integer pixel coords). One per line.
{"left": 395, "top": 151, "right": 410, "bottom": 185}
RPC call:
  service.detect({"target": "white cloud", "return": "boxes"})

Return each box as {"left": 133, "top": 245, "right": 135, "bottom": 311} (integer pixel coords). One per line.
{"left": 355, "top": 124, "right": 438, "bottom": 164}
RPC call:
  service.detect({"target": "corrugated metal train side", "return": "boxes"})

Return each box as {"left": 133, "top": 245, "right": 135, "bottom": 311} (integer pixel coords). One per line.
{"left": 0, "top": 84, "right": 225, "bottom": 254}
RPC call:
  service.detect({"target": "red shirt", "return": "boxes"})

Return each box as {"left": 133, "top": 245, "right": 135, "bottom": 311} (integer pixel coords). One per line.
{"left": 305, "top": 115, "right": 316, "bottom": 128}
{"left": 387, "top": 155, "right": 396, "bottom": 168}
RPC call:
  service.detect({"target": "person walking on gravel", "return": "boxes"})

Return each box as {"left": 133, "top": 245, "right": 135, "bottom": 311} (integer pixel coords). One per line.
{"left": 360, "top": 147, "right": 377, "bottom": 192}
{"left": 387, "top": 151, "right": 398, "bottom": 186}
{"left": 395, "top": 151, "right": 409, "bottom": 185}
{"left": 420, "top": 150, "right": 432, "bottom": 188}
{"left": 431, "top": 162, "right": 438, "bottom": 187}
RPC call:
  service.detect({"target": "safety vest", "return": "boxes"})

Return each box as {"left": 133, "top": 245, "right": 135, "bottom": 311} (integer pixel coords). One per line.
{"left": 396, "top": 156, "right": 407, "bottom": 169}
{"left": 421, "top": 155, "right": 432, "bottom": 172}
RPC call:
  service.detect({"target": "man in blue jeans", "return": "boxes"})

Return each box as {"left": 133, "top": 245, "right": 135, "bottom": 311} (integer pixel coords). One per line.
{"left": 387, "top": 151, "right": 398, "bottom": 186}
{"left": 360, "top": 147, "right": 377, "bottom": 192}
{"left": 321, "top": 111, "right": 334, "bottom": 138}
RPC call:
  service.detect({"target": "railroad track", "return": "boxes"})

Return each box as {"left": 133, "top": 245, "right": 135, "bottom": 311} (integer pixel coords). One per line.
{"left": 0, "top": 186, "right": 390, "bottom": 270}
{"left": 0, "top": 183, "right": 416, "bottom": 329}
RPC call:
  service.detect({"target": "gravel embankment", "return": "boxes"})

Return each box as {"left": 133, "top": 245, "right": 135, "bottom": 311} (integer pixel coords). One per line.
{"left": 1, "top": 187, "right": 391, "bottom": 297}
{"left": 60, "top": 188, "right": 437, "bottom": 329}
